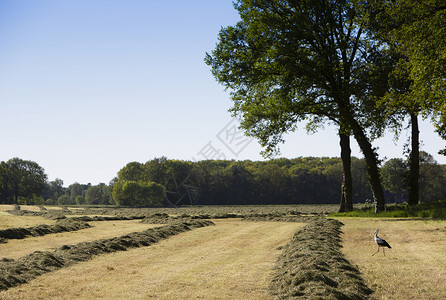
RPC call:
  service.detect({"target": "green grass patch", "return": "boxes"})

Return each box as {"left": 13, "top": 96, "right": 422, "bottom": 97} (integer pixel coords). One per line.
{"left": 331, "top": 200, "right": 446, "bottom": 219}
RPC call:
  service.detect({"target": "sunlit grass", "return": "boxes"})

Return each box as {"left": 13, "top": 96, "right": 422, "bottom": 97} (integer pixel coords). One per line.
{"left": 338, "top": 218, "right": 446, "bottom": 300}
{"left": 0, "top": 219, "right": 161, "bottom": 259}
{"left": 0, "top": 211, "right": 55, "bottom": 229}
{"left": 0, "top": 220, "right": 303, "bottom": 299}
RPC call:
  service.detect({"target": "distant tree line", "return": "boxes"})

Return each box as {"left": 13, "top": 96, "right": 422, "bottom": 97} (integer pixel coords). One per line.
{"left": 0, "top": 158, "right": 113, "bottom": 206}
{"left": 1, "top": 156, "right": 445, "bottom": 207}
{"left": 114, "top": 156, "right": 446, "bottom": 206}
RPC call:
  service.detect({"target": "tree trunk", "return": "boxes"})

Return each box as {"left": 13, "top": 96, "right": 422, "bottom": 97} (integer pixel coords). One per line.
{"left": 408, "top": 112, "right": 420, "bottom": 206}
{"left": 339, "top": 129, "right": 353, "bottom": 212}
{"left": 346, "top": 115, "right": 386, "bottom": 212}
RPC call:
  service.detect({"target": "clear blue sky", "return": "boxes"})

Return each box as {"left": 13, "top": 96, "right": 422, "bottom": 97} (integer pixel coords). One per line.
{"left": 1, "top": 0, "right": 445, "bottom": 186}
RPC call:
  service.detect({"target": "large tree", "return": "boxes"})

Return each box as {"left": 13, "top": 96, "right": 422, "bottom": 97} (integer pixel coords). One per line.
{"left": 206, "top": 0, "right": 388, "bottom": 211}
{"left": 365, "top": 1, "right": 446, "bottom": 205}
{"left": 0, "top": 158, "right": 47, "bottom": 204}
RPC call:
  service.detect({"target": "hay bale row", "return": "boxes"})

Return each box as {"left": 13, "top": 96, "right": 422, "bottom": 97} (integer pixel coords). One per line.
{"left": 0, "top": 219, "right": 91, "bottom": 242}
{"left": 270, "top": 218, "right": 373, "bottom": 299}
{"left": 140, "top": 212, "right": 316, "bottom": 224}
{"left": 6, "top": 209, "right": 67, "bottom": 220}
{"left": 70, "top": 215, "right": 145, "bottom": 222}
{"left": 0, "top": 220, "right": 214, "bottom": 291}
{"left": 242, "top": 213, "right": 313, "bottom": 223}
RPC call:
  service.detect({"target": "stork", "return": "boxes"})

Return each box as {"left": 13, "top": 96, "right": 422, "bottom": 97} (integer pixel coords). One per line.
{"left": 372, "top": 229, "right": 391, "bottom": 256}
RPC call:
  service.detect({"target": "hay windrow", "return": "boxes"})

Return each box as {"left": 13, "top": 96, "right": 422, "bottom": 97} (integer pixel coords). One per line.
{"left": 242, "top": 213, "right": 313, "bottom": 223}
{"left": 6, "top": 209, "right": 67, "bottom": 220}
{"left": 70, "top": 215, "right": 145, "bottom": 222}
{"left": 0, "top": 220, "right": 214, "bottom": 292}
{"left": 0, "top": 219, "right": 91, "bottom": 242}
{"left": 270, "top": 218, "right": 373, "bottom": 299}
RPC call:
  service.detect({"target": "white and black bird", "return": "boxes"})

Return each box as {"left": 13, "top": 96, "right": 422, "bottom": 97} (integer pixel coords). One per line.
{"left": 372, "top": 229, "right": 392, "bottom": 256}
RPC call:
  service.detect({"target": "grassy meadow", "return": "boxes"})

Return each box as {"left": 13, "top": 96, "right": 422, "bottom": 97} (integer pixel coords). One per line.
{"left": 0, "top": 218, "right": 302, "bottom": 299}
{"left": 0, "top": 204, "right": 445, "bottom": 299}
{"left": 339, "top": 218, "right": 446, "bottom": 300}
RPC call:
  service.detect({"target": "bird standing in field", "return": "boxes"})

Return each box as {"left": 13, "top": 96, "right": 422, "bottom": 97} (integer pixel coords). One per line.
{"left": 372, "top": 229, "right": 392, "bottom": 256}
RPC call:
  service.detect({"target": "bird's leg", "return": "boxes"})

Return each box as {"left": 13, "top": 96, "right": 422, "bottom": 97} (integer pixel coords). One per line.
{"left": 372, "top": 246, "right": 380, "bottom": 256}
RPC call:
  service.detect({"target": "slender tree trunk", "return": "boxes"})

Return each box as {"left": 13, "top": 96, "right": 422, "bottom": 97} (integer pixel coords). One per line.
{"left": 339, "top": 129, "right": 353, "bottom": 212}
{"left": 408, "top": 112, "right": 420, "bottom": 206}
{"left": 345, "top": 114, "right": 386, "bottom": 212}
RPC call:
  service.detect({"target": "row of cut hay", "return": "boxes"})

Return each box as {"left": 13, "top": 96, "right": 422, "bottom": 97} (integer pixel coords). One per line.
{"left": 7, "top": 207, "right": 330, "bottom": 222}
{"left": 70, "top": 215, "right": 145, "bottom": 222}
{"left": 6, "top": 209, "right": 67, "bottom": 220}
{"left": 139, "top": 212, "right": 242, "bottom": 224}
{"left": 7, "top": 209, "right": 149, "bottom": 222}
{"left": 139, "top": 212, "right": 316, "bottom": 225}
{"left": 270, "top": 218, "right": 373, "bottom": 299}
{"left": 0, "top": 219, "right": 214, "bottom": 291}
{"left": 0, "top": 219, "right": 91, "bottom": 243}
{"left": 242, "top": 213, "right": 313, "bottom": 223}
{"left": 78, "top": 206, "right": 332, "bottom": 218}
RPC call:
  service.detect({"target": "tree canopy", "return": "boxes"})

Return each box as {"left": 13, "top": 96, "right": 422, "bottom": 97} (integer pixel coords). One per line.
{"left": 206, "top": 0, "right": 390, "bottom": 211}
{"left": 0, "top": 158, "right": 47, "bottom": 204}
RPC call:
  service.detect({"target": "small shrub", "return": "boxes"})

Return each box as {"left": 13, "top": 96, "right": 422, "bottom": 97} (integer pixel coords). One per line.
{"left": 431, "top": 208, "right": 446, "bottom": 219}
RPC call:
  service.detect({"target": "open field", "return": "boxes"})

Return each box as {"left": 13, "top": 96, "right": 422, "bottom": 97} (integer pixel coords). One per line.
{"left": 1, "top": 205, "right": 446, "bottom": 299}
{"left": 0, "top": 211, "right": 56, "bottom": 229}
{"left": 0, "top": 220, "right": 161, "bottom": 260}
{"left": 0, "top": 219, "right": 302, "bottom": 299}
{"left": 339, "top": 218, "right": 446, "bottom": 300}
{"left": 0, "top": 206, "right": 64, "bottom": 212}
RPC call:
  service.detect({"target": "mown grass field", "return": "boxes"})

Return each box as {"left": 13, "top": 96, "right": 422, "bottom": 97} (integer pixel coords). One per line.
{"left": 0, "top": 218, "right": 302, "bottom": 299}
{"left": 0, "top": 205, "right": 445, "bottom": 299}
{"left": 339, "top": 218, "right": 446, "bottom": 300}
{"left": 0, "top": 219, "right": 161, "bottom": 260}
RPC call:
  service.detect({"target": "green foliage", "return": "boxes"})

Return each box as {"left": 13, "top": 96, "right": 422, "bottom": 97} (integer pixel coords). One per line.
{"left": 45, "top": 198, "right": 56, "bottom": 205}
{"left": 419, "top": 152, "right": 446, "bottom": 202}
{"left": 57, "top": 194, "right": 71, "bottom": 205}
{"left": 381, "top": 158, "right": 407, "bottom": 198}
{"left": 366, "top": 1, "right": 446, "bottom": 148}
{"left": 85, "top": 184, "right": 112, "bottom": 205}
{"left": 205, "top": 0, "right": 388, "bottom": 211}
{"left": 117, "top": 162, "right": 149, "bottom": 182}
{"left": 42, "top": 178, "right": 65, "bottom": 203}
{"left": 75, "top": 195, "right": 85, "bottom": 205}
{"left": 69, "top": 183, "right": 85, "bottom": 203}
{"left": 112, "top": 180, "right": 165, "bottom": 207}
{"left": 332, "top": 200, "right": 446, "bottom": 219}
{"left": 0, "top": 158, "right": 47, "bottom": 204}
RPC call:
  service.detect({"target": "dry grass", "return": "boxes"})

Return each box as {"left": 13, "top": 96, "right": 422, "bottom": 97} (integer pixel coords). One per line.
{"left": 0, "top": 219, "right": 303, "bottom": 299}
{"left": 0, "top": 220, "right": 161, "bottom": 260}
{"left": 339, "top": 218, "right": 446, "bottom": 300}
{"left": 0, "top": 211, "right": 56, "bottom": 229}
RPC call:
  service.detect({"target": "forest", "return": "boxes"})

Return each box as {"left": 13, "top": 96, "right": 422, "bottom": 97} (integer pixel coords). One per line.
{"left": 1, "top": 155, "right": 445, "bottom": 207}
